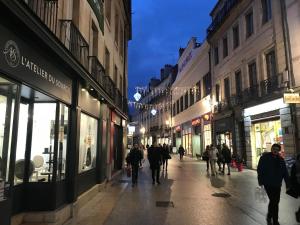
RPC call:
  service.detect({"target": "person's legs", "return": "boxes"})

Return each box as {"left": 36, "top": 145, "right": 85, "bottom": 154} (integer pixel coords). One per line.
{"left": 151, "top": 169, "right": 155, "bottom": 184}
{"left": 265, "top": 186, "right": 281, "bottom": 224}
{"left": 166, "top": 159, "right": 168, "bottom": 171}
{"left": 162, "top": 158, "right": 166, "bottom": 169}
{"left": 222, "top": 162, "right": 225, "bottom": 173}
{"left": 132, "top": 165, "right": 138, "bottom": 185}
{"left": 156, "top": 167, "right": 160, "bottom": 184}
{"left": 210, "top": 160, "right": 215, "bottom": 175}
{"left": 206, "top": 160, "right": 209, "bottom": 171}
{"left": 227, "top": 163, "right": 231, "bottom": 175}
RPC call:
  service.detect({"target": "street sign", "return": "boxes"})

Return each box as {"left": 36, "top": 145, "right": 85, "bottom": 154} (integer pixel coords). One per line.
{"left": 284, "top": 93, "right": 300, "bottom": 104}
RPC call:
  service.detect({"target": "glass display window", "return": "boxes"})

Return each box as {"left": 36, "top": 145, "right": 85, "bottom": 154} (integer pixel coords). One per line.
{"left": 251, "top": 119, "right": 282, "bottom": 165}
{"left": 203, "top": 124, "right": 212, "bottom": 148}
{"left": 78, "top": 113, "right": 98, "bottom": 173}
{"left": 216, "top": 132, "right": 232, "bottom": 151}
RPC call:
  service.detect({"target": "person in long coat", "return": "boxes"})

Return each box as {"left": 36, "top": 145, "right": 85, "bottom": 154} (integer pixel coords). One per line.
{"left": 128, "top": 143, "right": 143, "bottom": 186}
{"left": 291, "top": 154, "right": 300, "bottom": 222}
{"left": 162, "top": 144, "right": 170, "bottom": 171}
{"left": 178, "top": 145, "right": 185, "bottom": 161}
{"left": 148, "top": 142, "right": 162, "bottom": 184}
{"left": 221, "top": 144, "right": 232, "bottom": 175}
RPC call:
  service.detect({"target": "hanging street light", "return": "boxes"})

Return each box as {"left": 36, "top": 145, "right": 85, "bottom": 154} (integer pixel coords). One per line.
{"left": 134, "top": 90, "right": 142, "bottom": 102}
{"left": 151, "top": 109, "right": 157, "bottom": 116}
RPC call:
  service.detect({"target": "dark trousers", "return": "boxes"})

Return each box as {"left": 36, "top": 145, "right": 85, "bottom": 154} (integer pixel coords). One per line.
{"left": 206, "top": 160, "right": 209, "bottom": 171}
{"left": 264, "top": 186, "right": 281, "bottom": 223}
{"left": 151, "top": 167, "right": 160, "bottom": 182}
{"left": 132, "top": 164, "right": 139, "bottom": 184}
{"left": 223, "top": 162, "right": 230, "bottom": 174}
{"left": 162, "top": 159, "right": 168, "bottom": 169}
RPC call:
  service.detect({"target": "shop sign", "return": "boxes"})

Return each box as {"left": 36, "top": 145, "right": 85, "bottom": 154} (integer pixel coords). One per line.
{"left": 203, "top": 114, "right": 211, "bottom": 121}
{"left": 284, "top": 93, "right": 300, "bottom": 104}
{"left": 192, "top": 118, "right": 201, "bottom": 126}
{"left": 0, "top": 24, "right": 72, "bottom": 104}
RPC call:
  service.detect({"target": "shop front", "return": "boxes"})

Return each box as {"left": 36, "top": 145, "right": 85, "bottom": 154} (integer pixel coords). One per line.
{"left": 0, "top": 20, "right": 73, "bottom": 224}
{"left": 192, "top": 118, "right": 201, "bottom": 157}
{"left": 182, "top": 122, "right": 192, "bottom": 155}
{"left": 174, "top": 126, "right": 181, "bottom": 151}
{"left": 214, "top": 115, "right": 234, "bottom": 152}
{"left": 111, "top": 112, "right": 123, "bottom": 173}
{"left": 202, "top": 113, "right": 212, "bottom": 151}
{"left": 243, "top": 98, "right": 292, "bottom": 168}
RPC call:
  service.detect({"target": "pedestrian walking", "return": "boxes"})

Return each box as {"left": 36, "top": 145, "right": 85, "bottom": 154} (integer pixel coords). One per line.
{"left": 178, "top": 145, "right": 185, "bottom": 161}
{"left": 148, "top": 142, "right": 162, "bottom": 185}
{"left": 290, "top": 154, "right": 300, "bottom": 222}
{"left": 221, "top": 144, "right": 231, "bottom": 175}
{"left": 139, "top": 144, "right": 145, "bottom": 167}
{"left": 257, "top": 143, "right": 290, "bottom": 225}
{"left": 209, "top": 144, "right": 218, "bottom": 176}
{"left": 162, "top": 144, "right": 171, "bottom": 171}
{"left": 216, "top": 144, "right": 223, "bottom": 172}
{"left": 128, "top": 143, "right": 143, "bottom": 187}
{"left": 203, "top": 145, "right": 210, "bottom": 172}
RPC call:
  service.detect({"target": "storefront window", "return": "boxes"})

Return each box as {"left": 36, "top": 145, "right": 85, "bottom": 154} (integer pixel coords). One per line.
{"left": 14, "top": 103, "right": 29, "bottom": 185}
{"left": 0, "top": 77, "right": 17, "bottom": 183}
{"left": 31, "top": 103, "right": 56, "bottom": 182}
{"left": 57, "top": 104, "right": 69, "bottom": 181}
{"left": 203, "top": 124, "right": 212, "bottom": 148}
{"left": 252, "top": 120, "right": 282, "bottom": 165}
{"left": 78, "top": 113, "right": 98, "bottom": 173}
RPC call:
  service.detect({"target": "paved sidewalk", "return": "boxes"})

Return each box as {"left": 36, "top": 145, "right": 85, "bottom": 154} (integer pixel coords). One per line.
{"left": 75, "top": 156, "right": 300, "bottom": 225}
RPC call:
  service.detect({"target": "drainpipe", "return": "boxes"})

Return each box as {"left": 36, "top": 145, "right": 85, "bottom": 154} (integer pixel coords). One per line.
{"left": 280, "top": 0, "right": 299, "bottom": 156}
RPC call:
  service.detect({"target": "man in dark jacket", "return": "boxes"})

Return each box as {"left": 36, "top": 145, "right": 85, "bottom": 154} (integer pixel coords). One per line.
{"left": 148, "top": 142, "right": 162, "bottom": 184}
{"left": 221, "top": 144, "right": 231, "bottom": 175}
{"left": 257, "top": 143, "right": 290, "bottom": 225}
{"left": 128, "top": 144, "right": 142, "bottom": 187}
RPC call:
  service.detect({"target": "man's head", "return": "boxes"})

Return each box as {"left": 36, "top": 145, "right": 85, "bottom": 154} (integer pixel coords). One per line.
{"left": 271, "top": 143, "right": 281, "bottom": 155}
{"left": 134, "top": 143, "right": 139, "bottom": 149}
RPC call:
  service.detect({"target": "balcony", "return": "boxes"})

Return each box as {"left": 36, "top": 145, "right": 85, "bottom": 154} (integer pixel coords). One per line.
{"left": 207, "top": 0, "right": 239, "bottom": 37}
{"left": 60, "top": 20, "right": 89, "bottom": 69}
{"left": 102, "top": 75, "right": 116, "bottom": 101}
{"left": 260, "top": 74, "right": 283, "bottom": 97}
{"left": 242, "top": 85, "right": 259, "bottom": 103}
{"left": 22, "top": 0, "right": 58, "bottom": 34}
{"left": 115, "top": 89, "right": 123, "bottom": 110}
{"left": 89, "top": 56, "right": 105, "bottom": 85}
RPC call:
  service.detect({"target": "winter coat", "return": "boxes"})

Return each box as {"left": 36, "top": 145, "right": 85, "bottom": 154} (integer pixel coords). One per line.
{"left": 148, "top": 146, "right": 162, "bottom": 169}
{"left": 178, "top": 147, "right": 185, "bottom": 155}
{"left": 257, "top": 152, "right": 290, "bottom": 188}
{"left": 209, "top": 147, "right": 218, "bottom": 160}
{"left": 222, "top": 147, "right": 232, "bottom": 163}
{"left": 128, "top": 147, "right": 142, "bottom": 166}
{"left": 162, "top": 147, "right": 170, "bottom": 160}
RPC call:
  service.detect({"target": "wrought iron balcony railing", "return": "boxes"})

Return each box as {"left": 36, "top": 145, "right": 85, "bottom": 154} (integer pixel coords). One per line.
{"left": 115, "top": 89, "right": 123, "bottom": 110}
{"left": 242, "top": 85, "right": 259, "bottom": 103}
{"left": 260, "top": 74, "right": 283, "bottom": 97}
{"left": 22, "top": 0, "right": 58, "bottom": 34}
{"left": 102, "top": 75, "right": 116, "bottom": 101}
{"left": 60, "top": 20, "right": 89, "bottom": 69}
{"left": 89, "top": 56, "right": 105, "bottom": 86}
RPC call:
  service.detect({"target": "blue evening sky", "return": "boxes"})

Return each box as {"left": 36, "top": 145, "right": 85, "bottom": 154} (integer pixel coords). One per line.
{"left": 128, "top": 0, "right": 218, "bottom": 105}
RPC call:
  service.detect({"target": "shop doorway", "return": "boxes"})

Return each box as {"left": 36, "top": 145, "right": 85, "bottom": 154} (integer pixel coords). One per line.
{"left": 0, "top": 77, "right": 18, "bottom": 225}
{"left": 216, "top": 132, "right": 233, "bottom": 152}
{"left": 251, "top": 119, "right": 282, "bottom": 166}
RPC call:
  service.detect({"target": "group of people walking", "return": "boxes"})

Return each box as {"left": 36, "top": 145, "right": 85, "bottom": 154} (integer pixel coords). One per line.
{"left": 126, "top": 142, "right": 171, "bottom": 186}
{"left": 202, "top": 143, "right": 234, "bottom": 176}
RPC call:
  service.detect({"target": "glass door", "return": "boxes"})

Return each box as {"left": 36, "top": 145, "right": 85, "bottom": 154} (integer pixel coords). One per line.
{"left": 0, "top": 77, "right": 18, "bottom": 225}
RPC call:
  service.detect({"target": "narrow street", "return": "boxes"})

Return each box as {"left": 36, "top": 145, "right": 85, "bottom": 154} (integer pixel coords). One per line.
{"left": 76, "top": 156, "right": 299, "bottom": 225}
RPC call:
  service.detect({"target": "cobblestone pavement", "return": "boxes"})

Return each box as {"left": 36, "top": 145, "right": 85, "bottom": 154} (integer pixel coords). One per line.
{"left": 76, "top": 156, "right": 299, "bottom": 225}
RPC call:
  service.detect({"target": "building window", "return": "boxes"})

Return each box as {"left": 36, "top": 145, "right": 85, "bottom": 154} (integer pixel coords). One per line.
{"left": 215, "top": 84, "right": 220, "bottom": 102}
{"left": 233, "top": 24, "right": 240, "bottom": 49}
{"left": 184, "top": 92, "right": 188, "bottom": 110}
{"left": 78, "top": 113, "right": 98, "bottom": 173}
{"left": 203, "top": 73, "right": 212, "bottom": 96}
{"left": 245, "top": 10, "right": 254, "bottom": 38}
{"left": 262, "top": 0, "right": 272, "bottom": 24}
{"left": 266, "top": 50, "right": 277, "bottom": 78}
{"left": 119, "top": 75, "right": 123, "bottom": 94}
{"left": 173, "top": 103, "right": 176, "bottom": 116}
{"left": 180, "top": 96, "right": 184, "bottom": 112}
{"left": 105, "top": 0, "right": 112, "bottom": 25}
{"left": 92, "top": 22, "right": 99, "bottom": 57}
{"left": 196, "top": 81, "right": 201, "bottom": 101}
{"left": 224, "top": 77, "right": 230, "bottom": 102}
{"left": 114, "top": 13, "right": 119, "bottom": 45}
{"left": 189, "top": 88, "right": 194, "bottom": 106}
{"left": 214, "top": 46, "right": 219, "bottom": 65}
{"left": 176, "top": 100, "right": 179, "bottom": 114}
{"left": 105, "top": 47, "right": 110, "bottom": 76}
{"left": 235, "top": 70, "right": 242, "bottom": 94}
{"left": 223, "top": 36, "right": 228, "bottom": 58}
{"left": 248, "top": 62, "right": 258, "bottom": 88}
